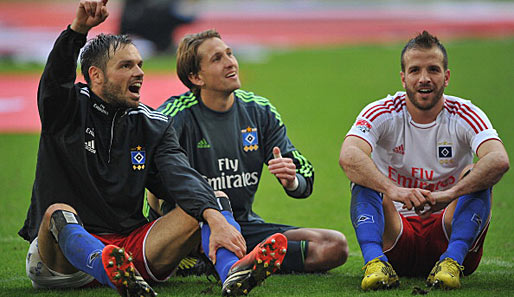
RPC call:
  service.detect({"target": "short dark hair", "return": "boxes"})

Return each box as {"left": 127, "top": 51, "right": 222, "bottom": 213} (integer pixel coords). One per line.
{"left": 401, "top": 31, "right": 448, "bottom": 71}
{"left": 176, "top": 29, "right": 221, "bottom": 95}
{"left": 80, "top": 34, "right": 133, "bottom": 84}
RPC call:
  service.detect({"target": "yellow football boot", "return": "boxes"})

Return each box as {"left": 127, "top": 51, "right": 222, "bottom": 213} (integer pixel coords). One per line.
{"left": 361, "top": 257, "right": 399, "bottom": 291}
{"left": 426, "top": 258, "right": 464, "bottom": 289}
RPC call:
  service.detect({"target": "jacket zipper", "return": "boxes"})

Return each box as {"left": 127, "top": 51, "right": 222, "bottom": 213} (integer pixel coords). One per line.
{"left": 108, "top": 110, "right": 119, "bottom": 163}
{"left": 108, "top": 109, "right": 128, "bottom": 163}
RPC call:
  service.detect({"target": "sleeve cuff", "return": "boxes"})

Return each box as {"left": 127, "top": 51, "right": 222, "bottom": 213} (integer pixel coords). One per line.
{"left": 285, "top": 173, "right": 307, "bottom": 197}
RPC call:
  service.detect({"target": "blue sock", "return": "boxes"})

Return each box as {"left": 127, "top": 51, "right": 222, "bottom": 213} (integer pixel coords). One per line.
{"left": 441, "top": 188, "right": 491, "bottom": 264}
{"left": 58, "top": 224, "right": 114, "bottom": 288}
{"left": 201, "top": 210, "right": 240, "bottom": 283}
{"left": 350, "top": 184, "right": 387, "bottom": 264}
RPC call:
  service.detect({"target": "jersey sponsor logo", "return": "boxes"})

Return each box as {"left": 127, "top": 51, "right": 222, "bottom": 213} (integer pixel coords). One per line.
{"left": 86, "top": 249, "right": 102, "bottom": 269}
{"left": 241, "top": 126, "right": 259, "bottom": 152}
{"left": 393, "top": 144, "right": 405, "bottom": 155}
{"left": 355, "top": 119, "right": 372, "bottom": 133}
{"left": 205, "top": 157, "right": 259, "bottom": 190}
{"left": 354, "top": 214, "right": 374, "bottom": 227}
{"left": 388, "top": 166, "right": 456, "bottom": 191}
{"left": 93, "top": 103, "right": 109, "bottom": 115}
{"left": 131, "top": 145, "right": 146, "bottom": 171}
{"left": 203, "top": 171, "right": 259, "bottom": 191}
{"left": 197, "top": 138, "right": 211, "bottom": 149}
{"left": 85, "top": 127, "right": 95, "bottom": 138}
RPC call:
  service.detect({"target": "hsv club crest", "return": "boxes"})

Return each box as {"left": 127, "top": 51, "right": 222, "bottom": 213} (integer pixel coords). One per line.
{"left": 242, "top": 126, "right": 259, "bottom": 152}
{"left": 131, "top": 145, "right": 146, "bottom": 170}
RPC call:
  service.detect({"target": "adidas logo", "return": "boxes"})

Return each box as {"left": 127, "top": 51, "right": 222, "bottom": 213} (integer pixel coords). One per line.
{"left": 85, "top": 140, "right": 96, "bottom": 154}
{"left": 393, "top": 144, "right": 404, "bottom": 155}
{"left": 197, "top": 138, "right": 211, "bottom": 149}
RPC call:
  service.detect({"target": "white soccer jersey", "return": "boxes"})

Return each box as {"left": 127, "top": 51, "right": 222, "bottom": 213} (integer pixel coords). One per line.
{"left": 346, "top": 91, "right": 500, "bottom": 216}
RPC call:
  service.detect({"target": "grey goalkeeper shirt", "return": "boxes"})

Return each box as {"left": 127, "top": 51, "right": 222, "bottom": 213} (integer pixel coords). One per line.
{"left": 157, "top": 90, "right": 314, "bottom": 222}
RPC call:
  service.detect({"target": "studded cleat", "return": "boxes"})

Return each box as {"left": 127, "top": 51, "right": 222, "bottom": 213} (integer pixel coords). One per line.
{"left": 222, "top": 233, "right": 288, "bottom": 296}
{"left": 426, "top": 258, "right": 464, "bottom": 289}
{"left": 361, "top": 257, "right": 399, "bottom": 291}
{"left": 102, "top": 244, "right": 157, "bottom": 297}
{"left": 176, "top": 254, "right": 220, "bottom": 282}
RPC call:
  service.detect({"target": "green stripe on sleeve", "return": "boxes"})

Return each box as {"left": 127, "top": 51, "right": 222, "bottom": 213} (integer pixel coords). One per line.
{"left": 292, "top": 150, "right": 313, "bottom": 177}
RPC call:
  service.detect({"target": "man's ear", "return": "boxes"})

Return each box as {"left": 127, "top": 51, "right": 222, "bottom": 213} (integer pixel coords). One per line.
{"left": 400, "top": 71, "right": 406, "bottom": 89}
{"left": 89, "top": 66, "right": 104, "bottom": 86}
{"left": 188, "top": 72, "right": 204, "bottom": 88}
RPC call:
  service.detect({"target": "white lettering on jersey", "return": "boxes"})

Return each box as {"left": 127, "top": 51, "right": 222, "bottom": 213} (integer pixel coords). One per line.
{"left": 218, "top": 158, "right": 239, "bottom": 172}
{"left": 204, "top": 171, "right": 259, "bottom": 190}
{"left": 208, "top": 158, "right": 258, "bottom": 190}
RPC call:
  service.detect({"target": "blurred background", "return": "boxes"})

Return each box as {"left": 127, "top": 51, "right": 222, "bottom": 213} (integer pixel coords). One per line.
{"left": 1, "top": 1, "right": 514, "bottom": 295}
{"left": 1, "top": 0, "right": 514, "bottom": 132}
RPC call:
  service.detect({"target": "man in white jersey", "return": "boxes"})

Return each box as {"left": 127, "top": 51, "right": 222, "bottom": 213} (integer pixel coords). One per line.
{"left": 339, "top": 31, "right": 509, "bottom": 290}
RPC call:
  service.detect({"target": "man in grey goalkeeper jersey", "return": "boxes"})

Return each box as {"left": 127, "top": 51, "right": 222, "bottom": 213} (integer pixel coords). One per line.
{"left": 148, "top": 29, "right": 348, "bottom": 273}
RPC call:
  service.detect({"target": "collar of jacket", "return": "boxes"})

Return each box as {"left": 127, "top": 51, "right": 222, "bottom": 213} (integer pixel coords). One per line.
{"left": 86, "top": 86, "right": 129, "bottom": 117}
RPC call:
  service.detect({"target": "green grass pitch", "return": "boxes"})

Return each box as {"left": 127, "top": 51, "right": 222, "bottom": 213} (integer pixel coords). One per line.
{"left": 1, "top": 37, "right": 513, "bottom": 296}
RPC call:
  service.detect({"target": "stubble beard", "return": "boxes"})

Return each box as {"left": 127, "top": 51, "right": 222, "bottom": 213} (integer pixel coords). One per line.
{"left": 102, "top": 79, "right": 139, "bottom": 109}
{"left": 406, "top": 84, "right": 445, "bottom": 111}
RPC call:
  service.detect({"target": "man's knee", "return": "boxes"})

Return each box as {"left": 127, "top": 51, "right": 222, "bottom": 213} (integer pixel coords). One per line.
{"left": 40, "top": 204, "right": 78, "bottom": 237}
{"left": 313, "top": 230, "right": 349, "bottom": 269}
{"left": 315, "top": 230, "right": 349, "bottom": 266}
{"left": 287, "top": 229, "right": 349, "bottom": 271}
{"left": 43, "top": 204, "right": 77, "bottom": 224}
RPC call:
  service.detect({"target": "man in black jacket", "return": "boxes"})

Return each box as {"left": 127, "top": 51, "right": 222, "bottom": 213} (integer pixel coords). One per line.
{"left": 18, "top": 1, "right": 284, "bottom": 296}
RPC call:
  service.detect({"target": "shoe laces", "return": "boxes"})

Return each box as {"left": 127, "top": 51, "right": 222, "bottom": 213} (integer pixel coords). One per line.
{"left": 439, "top": 258, "right": 464, "bottom": 276}
{"left": 362, "top": 258, "right": 385, "bottom": 273}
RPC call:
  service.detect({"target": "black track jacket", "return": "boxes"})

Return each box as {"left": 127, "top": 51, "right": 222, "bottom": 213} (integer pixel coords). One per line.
{"left": 18, "top": 27, "right": 219, "bottom": 243}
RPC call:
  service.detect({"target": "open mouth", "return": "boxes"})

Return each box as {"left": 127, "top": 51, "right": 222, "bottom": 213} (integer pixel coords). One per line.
{"left": 418, "top": 88, "right": 433, "bottom": 94}
{"left": 128, "top": 82, "right": 142, "bottom": 94}
{"left": 225, "top": 71, "right": 237, "bottom": 78}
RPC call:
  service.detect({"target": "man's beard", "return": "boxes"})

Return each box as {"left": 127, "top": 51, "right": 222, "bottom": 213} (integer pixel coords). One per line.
{"left": 405, "top": 84, "right": 445, "bottom": 111}
{"left": 102, "top": 80, "right": 138, "bottom": 109}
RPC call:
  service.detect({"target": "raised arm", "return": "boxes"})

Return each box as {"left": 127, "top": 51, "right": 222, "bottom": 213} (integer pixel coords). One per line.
{"left": 339, "top": 135, "right": 433, "bottom": 211}
{"left": 39, "top": 0, "right": 109, "bottom": 130}
{"left": 70, "top": 0, "right": 109, "bottom": 34}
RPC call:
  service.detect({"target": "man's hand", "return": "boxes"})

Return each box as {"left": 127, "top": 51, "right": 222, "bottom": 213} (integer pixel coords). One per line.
{"left": 71, "top": 0, "right": 109, "bottom": 34}
{"left": 202, "top": 209, "right": 246, "bottom": 264}
{"left": 418, "top": 190, "right": 455, "bottom": 219}
{"left": 268, "top": 147, "right": 298, "bottom": 191}
{"left": 386, "top": 186, "right": 435, "bottom": 212}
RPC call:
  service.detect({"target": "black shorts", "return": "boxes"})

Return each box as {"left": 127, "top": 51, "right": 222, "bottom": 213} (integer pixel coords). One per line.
{"left": 239, "top": 220, "right": 299, "bottom": 251}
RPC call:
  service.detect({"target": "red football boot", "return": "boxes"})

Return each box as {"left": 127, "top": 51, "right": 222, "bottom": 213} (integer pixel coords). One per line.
{"left": 102, "top": 244, "right": 157, "bottom": 297}
{"left": 222, "top": 233, "right": 288, "bottom": 296}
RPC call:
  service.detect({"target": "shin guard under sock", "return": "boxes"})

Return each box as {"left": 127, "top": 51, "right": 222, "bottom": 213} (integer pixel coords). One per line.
{"left": 350, "top": 184, "right": 387, "bottom": 264}
{"left": 441, "top": 188, "right": 491, "bottom": 264}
